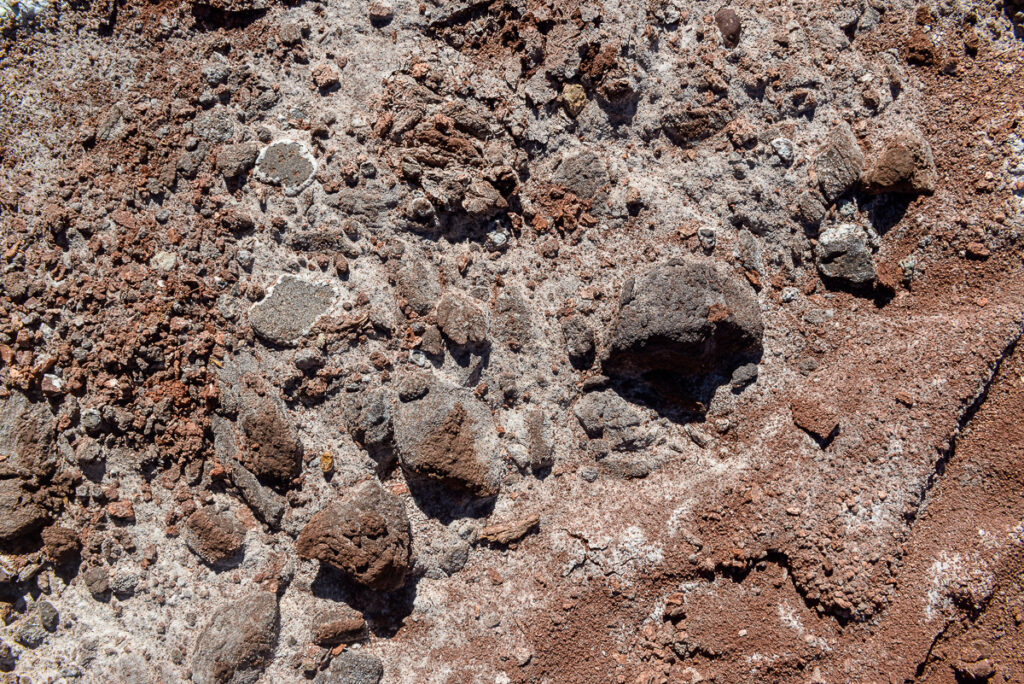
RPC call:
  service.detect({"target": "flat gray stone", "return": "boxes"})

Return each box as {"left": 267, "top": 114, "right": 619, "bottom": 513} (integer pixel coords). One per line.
{"left": 255, "top": 140, "right": 316, "bottom": 196}
{"left": 248, "top": 276, "right": 336, "bottom": 346}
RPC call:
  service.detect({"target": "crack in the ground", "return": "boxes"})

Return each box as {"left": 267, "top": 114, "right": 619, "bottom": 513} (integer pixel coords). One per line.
{"left": 908, "top": 322, "right": 1023, "bottom": 526}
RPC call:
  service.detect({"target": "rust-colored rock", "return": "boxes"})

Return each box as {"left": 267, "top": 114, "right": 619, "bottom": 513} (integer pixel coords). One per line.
{"left": 861, "top": 131, "right": 938, "bottom": 195}
{"left": 184, "top": 507, "right": 246, "bottom": 566}
{"left": 296, "top": 480, "right": 412, "bottom": 591}
{"left": 41, "top": 526, "right": 81, "bottom": 565}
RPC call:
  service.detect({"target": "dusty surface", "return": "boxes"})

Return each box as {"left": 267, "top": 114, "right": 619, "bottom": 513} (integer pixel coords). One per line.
{"left": 1, "top": 0, "right": 1023, "bottom": 682}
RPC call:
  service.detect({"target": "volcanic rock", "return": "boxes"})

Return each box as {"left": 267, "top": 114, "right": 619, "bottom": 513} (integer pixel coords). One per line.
{"left": 296, "top": 480, "right": 412, "bottom": 591}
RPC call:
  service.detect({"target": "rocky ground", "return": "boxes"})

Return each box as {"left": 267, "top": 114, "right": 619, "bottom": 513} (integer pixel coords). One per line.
{"left": 1, "top": 0, "right": 1023, "bottom": 682}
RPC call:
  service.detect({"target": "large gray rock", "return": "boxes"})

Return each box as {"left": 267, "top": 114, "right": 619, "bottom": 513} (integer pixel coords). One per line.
{"left": 603, "top": 258, "right": 763, "bottom": 395}
{"left": 296, "top": 480, "right": 412, "bottom": 591}
{"left": 814, "top": 122, "right": 865, "bottom": 203}
{"left": 313, "top": 650, "right": 383, "bottom": 684}
{"left": 254, "top": 140, "right": 316, "bottom": 196}
{"left": 393, "top": 381, "right": 502, "bottom": 497}
{"left": 248, "top": 276, "right": 336, "bottom": 346}
{"left": 815, "top": 223, "right": 877, "bottom": 285}
{"left": 192, "top": 592, "right": 280, "bottom": 684}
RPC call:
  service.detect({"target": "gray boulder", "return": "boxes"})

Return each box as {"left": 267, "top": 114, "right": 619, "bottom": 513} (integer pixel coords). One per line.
{"left": 815, "top": 224, "right": 876, "bottom": 285}
{"left": 603, "top": 258, "right": 763, "bottom": 396}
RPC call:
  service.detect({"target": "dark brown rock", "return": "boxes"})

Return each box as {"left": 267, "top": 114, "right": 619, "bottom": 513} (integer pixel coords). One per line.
{"left": 296, "top": 480, "right": 412, "bottom": 591}
{"left": 0, "top": 392, "right": 56, "bottom": 481}
{"left": 715, "top": 8, "right": 741, "bottom": 48}
{"left": 311, "top": 606, "right": 366, "bottom": 647}
{"left": 184, "top": 507, "right": 246, "bottom": 566}
{"left": 0, "top": 479, "right": 48, "bottom": 543}
{"left": 240, "top": 401, "right": 304, "bottom": 486}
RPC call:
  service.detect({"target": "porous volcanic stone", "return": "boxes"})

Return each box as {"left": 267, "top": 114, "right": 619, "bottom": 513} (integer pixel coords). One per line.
{"left": 239, "top": 400, "right": 304, "bottom": 486}
{"left": 296, "top": 480, "right": 412, "bottom": 591}
{"left": 184, "top": 506, "right": 246, "bottom": 566}
{"left": 248, "top": 275, "right": 336, "bottom": 346}
{"left": 192, "top": 592, "right": 280, "bottom": 684}
{"left": 393, "top": 382, "right": 503, "bottom": 497}
{"left": 603, "top": 258, "right": 763, "bottom": 396}
{"left": 862, "top": 131, "right": 938, "bottom": 195}
{"left": 0, "top": 479, "right": 48, "bottom": 543}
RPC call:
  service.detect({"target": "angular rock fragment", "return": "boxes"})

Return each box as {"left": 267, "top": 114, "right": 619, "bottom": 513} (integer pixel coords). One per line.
{"left": 311, "top": 605, "right": 366, "bottom": 647}
{"left": 814, "top": 122, "right": 865, "bottom": 203}
{"left": 255, "top": 140, "right": 316, "bottom": 196}
{"left": 82, "top": 566, "right": 110, "bottom": 599}
{"left": 0, "top": 479, "right": 48, "bottom": 543}
{"left": 574, "top": 390, "right": 649, "bottom": 451}
{"left": 239, "top": 401, "right": 304, "bottom": 486}
{"left": 296, "top": 480, "right": 412, "bottom": 591}
{"left": 344, "top": 388, "right": 393, "bottom": 454}
{"left": 313, "top": 650, "right": 383, "bottom": 684}
{"left": 436, "top": 292, "right": 489, "bottom": 347}
{"left": 216, "top": 142, "right": 259, "bottom": 179}
{"left": 248, "top": 276, "right": 336, "bottom": 346}
{"left": 478, "top": 514, "right": 540, "bottom": 545}
{"left": 815, "top": 223, "right": 876, "bottom": 285}
{"left": 184, "top": 507, "right": 246, "bottom": 566}
{"left": 192, "top": 592, "right": 280, "bottom": 684}
{"left": 212, "top": 416, "right": 287, "bottom": 528}
{"left": 603, "top": 258, "right": 763, "bottom": 399}
{"left": 861, "top": 131, "right": 938, "bottom": 195}
{"left": 41, "top": 525, "right": 81, "bottom": 566}
{"left": 393, "top": 257, "right": 440, "bottom": 316}
{"left": 393, "top": 381, "right": 503, "bottom": 497}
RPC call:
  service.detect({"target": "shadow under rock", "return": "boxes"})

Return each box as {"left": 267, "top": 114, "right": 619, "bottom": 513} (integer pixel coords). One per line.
{"left": 862, "top": 192, "right": 912, "bottom": 236}
{"left": 605, "top": 348, "right": 764, "bottom": 424}
{"left": 405, "top": 477, "right": 495, "bottom": 526}
{"left": 310, "top": 565, "right": 418, "bottom": 639}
